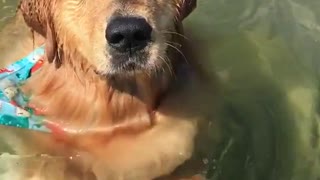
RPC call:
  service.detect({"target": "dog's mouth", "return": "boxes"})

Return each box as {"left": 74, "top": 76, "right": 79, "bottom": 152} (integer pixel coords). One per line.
{"left": 109, "top": 49, "right": 150, "bottom": 73}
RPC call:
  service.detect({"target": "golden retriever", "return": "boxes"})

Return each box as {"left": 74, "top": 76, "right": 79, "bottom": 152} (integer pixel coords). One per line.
{"left": 0, "top": 0, "right": 220, "bottom": 179}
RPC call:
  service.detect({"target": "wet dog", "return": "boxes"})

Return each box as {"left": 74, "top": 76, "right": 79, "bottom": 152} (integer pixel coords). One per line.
{"left": 0, "top": 0, "right": 220, "bottom": 179}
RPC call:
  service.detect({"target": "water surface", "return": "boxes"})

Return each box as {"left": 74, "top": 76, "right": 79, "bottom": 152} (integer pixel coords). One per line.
{"left": 1, "top": 0, "right": 320, "bottom": 180}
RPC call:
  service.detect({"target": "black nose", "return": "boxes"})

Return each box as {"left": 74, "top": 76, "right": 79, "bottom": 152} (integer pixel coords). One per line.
{"left": 106, "top": 16, "right": 152, "bottom": 53}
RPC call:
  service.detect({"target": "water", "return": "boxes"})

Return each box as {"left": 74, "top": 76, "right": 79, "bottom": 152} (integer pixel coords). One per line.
{"left": 1, "top": 0, "right": 320, "bottom": 180}
{"left": 0, "top": 0, "right": 16, "bottom": 29}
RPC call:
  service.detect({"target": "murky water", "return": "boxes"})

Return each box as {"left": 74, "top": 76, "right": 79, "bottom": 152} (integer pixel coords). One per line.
{"left": 1, "top": 0, "right": 320, "bottom": 180}
{"left": 0, "top": 0, "right": 16, "bottom": 29}
{"left": 190, "top": 1, "right": 320, "bottom": 179}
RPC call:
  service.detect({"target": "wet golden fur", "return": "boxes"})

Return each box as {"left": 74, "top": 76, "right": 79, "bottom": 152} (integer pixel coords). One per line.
{"left": 0, "top": 0, "right": 220, "bottom": 179}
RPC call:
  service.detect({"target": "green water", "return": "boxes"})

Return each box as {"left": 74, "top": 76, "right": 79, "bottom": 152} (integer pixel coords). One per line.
{"left": 1, "top": 0, "right": 320, "bottom": 180}
{"left": 0, "top": 0, "right": 16, "bottom": 29}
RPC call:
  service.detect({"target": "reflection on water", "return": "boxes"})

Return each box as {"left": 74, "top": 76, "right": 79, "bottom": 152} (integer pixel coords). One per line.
{"left": 1, "top": 0, "right": 320, "bottom": 179}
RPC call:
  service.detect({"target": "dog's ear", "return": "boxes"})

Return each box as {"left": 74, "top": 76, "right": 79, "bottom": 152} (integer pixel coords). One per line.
{"left": 19, "top": 0, "right": 61, "bottom": 68}
{"left": 176, "top": 0, "right": 197, "bottom": 21}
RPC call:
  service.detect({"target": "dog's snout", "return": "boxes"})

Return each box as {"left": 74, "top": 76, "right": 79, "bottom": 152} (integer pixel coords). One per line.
{"left": 106, "top": 17, "right": 152, "bottom": 53}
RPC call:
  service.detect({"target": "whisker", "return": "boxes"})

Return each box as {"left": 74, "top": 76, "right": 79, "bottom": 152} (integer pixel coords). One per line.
{"left": 158, "top": 55, "right": 174, "bottom": 77}
{"left": 165, "top": 40, "right": 182, "bottom": 47}
{"left": 165, "top": 42, "right": 189, "bottom": 65}
{"left": 164, "top": 55, "right": 177, "bottom": 80}
{"left": 160, "top": 66, "right": 165, "bottom": 77}
{"left": 150, "top": 64, "right": 160, "bottom": 78}
{"left": 161, "top": 30, "right": 189, "bottom": 40}
{"left": 144, "top": 68, "right": 151, "bottom": 78}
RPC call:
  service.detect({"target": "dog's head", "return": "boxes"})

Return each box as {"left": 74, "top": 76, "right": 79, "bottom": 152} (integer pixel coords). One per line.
{"left": 19, "top": 0, "right": 196, "bottom": 76}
